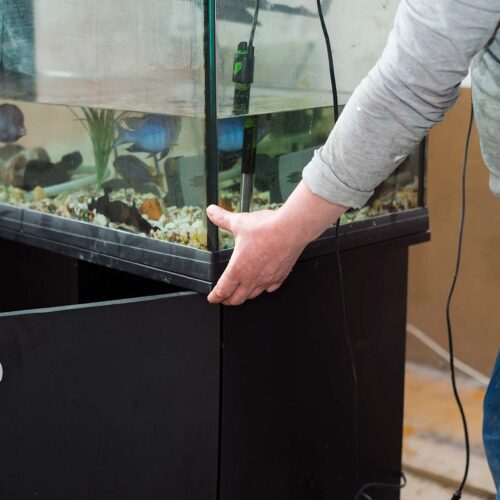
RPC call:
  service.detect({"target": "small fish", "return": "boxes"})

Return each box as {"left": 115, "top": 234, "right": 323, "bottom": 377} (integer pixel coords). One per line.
{"left": 88, "top": 188, "right": 155, "bottom": 234}
{"left": 59, "top": 151, "right": 83, "bottom": 172}
{"left": 114, "top": 155, "right": 158, "bottom": 187}
{"left": 102, "top": 178, "right": 129, "bottom": 192}
{"left": 116, "top": 114, "right": 181, "bottom": 160}
{"left": 23, "top": 160, "right": 71, "bottom": 190}
{"left": 217, "top": 115, "right": 271, "bottom": 153}
{"left": 21, "top": 151, "right": 81, "bottom": 190}
{"left": 134, "top": 182, "right": 162, "bottom": 197}
{"left": 0, "top": 103, "right": 26, "bottom": 143}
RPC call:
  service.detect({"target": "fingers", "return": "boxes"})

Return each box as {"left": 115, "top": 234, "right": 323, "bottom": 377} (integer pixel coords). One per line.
{"left": 219, "top": 281, "right": 282, "bottom": 306}
{"left": 209, "top": 280, "right": 283, "bottom": 307}
{"left": 266, "top": 280, "right": 285, "bottom": 293}
{"left": 206, "top": 205, "right": 237, "bottom": 232}
{"left": 248, "top": 287, "right": 266, "bottom": 300}
{"left": 222, "top": 285, "right": 255, "bottom": 306}
{"left": 207, "top": 275, "right": 239, "bottom": 303}
{"left": 208, "top": 266, "right": 288, "bottom": 305}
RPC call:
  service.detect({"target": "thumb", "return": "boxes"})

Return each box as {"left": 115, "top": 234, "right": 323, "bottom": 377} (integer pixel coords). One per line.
{"left": 206, "top": 204, "right": 236, "bottom": 232}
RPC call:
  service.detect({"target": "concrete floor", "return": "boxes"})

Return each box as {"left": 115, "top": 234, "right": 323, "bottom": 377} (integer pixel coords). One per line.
{"left": 401, "top": 363, "right": 496, "bottom": 499}
{"left": 403, "top": 471, "right": 489, "bottom": 499}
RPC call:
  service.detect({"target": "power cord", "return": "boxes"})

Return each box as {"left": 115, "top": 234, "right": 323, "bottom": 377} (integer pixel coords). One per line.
{"left": 317, "top": 1, "right": 406, "bottom": 497}
{"left": 248, "top": 0, "right": 260, "bottom": 48}
{"left": 446, "top": 101, "right": 474, "bottom": 500}
{"left": 355, "top": 472, "right": 408, "bottom": 500}
{"left": 316, "top": 0, "right": 339, "bottom": 121}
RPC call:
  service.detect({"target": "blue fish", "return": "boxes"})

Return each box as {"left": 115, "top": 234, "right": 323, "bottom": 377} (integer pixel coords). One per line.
{"left": 116, "top": 114, "right": 181, "bottom": 160}
{"left": 218, "top": 116, "right": 271, "bottom": 153}
{"left": 0, "top": 103, "right": 26, "bottom": 143}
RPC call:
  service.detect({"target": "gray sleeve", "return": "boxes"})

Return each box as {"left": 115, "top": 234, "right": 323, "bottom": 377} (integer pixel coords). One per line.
{"left": 302, "top": 0, "right": 500, "bottom": 209}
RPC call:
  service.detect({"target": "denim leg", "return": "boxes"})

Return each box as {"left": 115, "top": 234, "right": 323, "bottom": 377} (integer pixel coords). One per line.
{"left": 484, "top": 350, "right": 500, "bottom": 499}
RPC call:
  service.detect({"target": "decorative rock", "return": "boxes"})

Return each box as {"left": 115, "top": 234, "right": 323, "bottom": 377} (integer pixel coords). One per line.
{"left": 9, "top": 187, "right": 25, "bottom": 204}
{"left": 139, "top": 197, "right": 163, "bottom": 221}
{"left": 93, "top": 213, "right": 109, "bottom": 227}
{"left": 33, "top": 186, "right": 46, "bottom": 202}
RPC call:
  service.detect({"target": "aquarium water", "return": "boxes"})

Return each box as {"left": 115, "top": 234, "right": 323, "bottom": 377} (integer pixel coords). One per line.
{"left": 0, "top": 100, "right": 419, "bottom": 251}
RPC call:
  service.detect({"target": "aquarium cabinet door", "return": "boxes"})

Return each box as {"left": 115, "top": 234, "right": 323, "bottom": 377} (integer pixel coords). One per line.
{"left": 0, "top": 293, "right": 219, "bottom": 500}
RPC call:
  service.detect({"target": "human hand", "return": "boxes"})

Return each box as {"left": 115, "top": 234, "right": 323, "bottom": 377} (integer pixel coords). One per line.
{"left": 206, "top": 205, "right": 307, "bottom": 305}
{"left": 206, "top": 181, "right": 347, "bottom": 306}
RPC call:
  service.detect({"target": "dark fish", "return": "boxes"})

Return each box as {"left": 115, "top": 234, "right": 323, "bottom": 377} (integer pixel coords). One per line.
{"left": 114, "top": 155, "right": 158, "bottom": 187}
{"left": 59, "top": 151, "right": 83, "bottom": 172}
{"left": 22, "top": 160, "right": 71, "bottom": 190}
{"left": 134, "top": 182, "right": 162, "bottom": 197}
{"left": 21, "top": 151, "right": 81, "bottom": 190}
{"left": 218, "top": 115, "right": 271, "bottom": 153}
{"left": 102, "top": 178, "right": 129, "bottom": 192}
{"left": 102, "top": 177, "right": 161, "bottom": 197}
{"left": 0, "top": 103, "right": 26, "bottom": 143}
{"left": 116, "top": 114, "right": 181, "bottom": 159}
{"left": 31, "top": 147, "right": 51, "bottom": 164}
{"left": 88, "top": 188, "right": 155, "bottom": 234}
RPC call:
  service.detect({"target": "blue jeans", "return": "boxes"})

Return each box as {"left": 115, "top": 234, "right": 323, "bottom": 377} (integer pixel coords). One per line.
{"left": 484, "top": 350, "right": 500, "bottom": 499}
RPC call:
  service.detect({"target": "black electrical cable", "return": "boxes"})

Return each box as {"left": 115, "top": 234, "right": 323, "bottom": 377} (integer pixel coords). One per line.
{"left": 318, "top": 0, "right": 474, "bottom": 497}
{"left": 447, "top": 102, "right": 474, "bottom": 500}
{"left": 355, "top": 471, "right": 407, "bottom": 500}
{"left": 317, "top": 1, "right": 407, "bottom": 497}
{"left": 249, "top": 0, "right": 260, "bottom": 47}
{"left": 317, "top": 0, "right": 361, "bottom": 495}
{"left": 316, "top": 0, "right": 339, "bottom": 122}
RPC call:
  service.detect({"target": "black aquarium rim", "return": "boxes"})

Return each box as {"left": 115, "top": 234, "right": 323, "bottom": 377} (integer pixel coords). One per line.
{"left": 0, "top": 202, "right": 429, "bottom": 290}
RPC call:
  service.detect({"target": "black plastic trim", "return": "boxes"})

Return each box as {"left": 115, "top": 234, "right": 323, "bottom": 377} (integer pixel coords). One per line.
{"left": 0, "top": 203, "right": 429, "bottom": 291}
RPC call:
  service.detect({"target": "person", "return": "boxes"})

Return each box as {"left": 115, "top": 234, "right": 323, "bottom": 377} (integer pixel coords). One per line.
{"left": 205, "top": 0, "right": 500, "bottom": 495}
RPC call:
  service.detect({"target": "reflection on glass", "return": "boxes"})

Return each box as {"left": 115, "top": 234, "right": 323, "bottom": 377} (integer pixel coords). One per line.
{"left": 0, "top": 0, "right": 205, "bottom": 116}
{"left": 216, "top": 0, "right": 400, "bottom": 116}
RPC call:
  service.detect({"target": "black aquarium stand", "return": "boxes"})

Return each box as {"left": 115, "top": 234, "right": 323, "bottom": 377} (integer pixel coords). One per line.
{"left": 0, "top": 224, "right": 429, "bottom": 499}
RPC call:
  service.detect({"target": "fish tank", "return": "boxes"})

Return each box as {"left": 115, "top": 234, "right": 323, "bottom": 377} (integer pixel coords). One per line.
{"left": 0, "top": 0, "right": 427, "bottom": 290}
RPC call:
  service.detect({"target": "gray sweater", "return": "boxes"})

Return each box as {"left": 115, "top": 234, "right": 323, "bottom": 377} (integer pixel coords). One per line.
{"left": 302, "top": 0, "right": 500, "bottom": 209}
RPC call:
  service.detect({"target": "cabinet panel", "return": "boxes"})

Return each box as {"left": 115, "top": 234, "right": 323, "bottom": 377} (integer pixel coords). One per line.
{"left": 0, "top": 292, "right": 219, "bottom": 500}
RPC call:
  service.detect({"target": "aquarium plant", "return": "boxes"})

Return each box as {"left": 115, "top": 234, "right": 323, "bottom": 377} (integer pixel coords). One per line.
{"left": 72, "top": 108, "right": 128, "bottom": 191}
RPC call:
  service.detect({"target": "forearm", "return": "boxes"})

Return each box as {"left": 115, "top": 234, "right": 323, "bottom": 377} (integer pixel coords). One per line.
{"left": 275, "top": 181, "right": 347, "bottom": 246}
{"left": 304, "top": 0, "right": 500, "bottom": 209}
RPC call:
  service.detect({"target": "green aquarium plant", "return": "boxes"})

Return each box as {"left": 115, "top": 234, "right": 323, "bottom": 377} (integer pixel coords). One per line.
{"left": 71, "top": 108, "right": 128, "bottom": 191}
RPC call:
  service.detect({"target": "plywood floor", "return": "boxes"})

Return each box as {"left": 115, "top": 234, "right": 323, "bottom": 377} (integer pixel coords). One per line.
{"left": 402, "top": 363, "right": 496, "bottom": 499}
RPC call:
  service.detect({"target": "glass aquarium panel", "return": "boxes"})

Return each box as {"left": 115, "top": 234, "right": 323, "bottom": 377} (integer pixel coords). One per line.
{"left": 215, "top": 0, "right": 400, "bottom": 117}
{"left": 216, "top": 106, "right": 421, "bottom": 249}
{"left": 0, "top": 0, "right": 205, "bottom": 116}
{"left": 0, "top": 100, "right": 208, "bottom": 249}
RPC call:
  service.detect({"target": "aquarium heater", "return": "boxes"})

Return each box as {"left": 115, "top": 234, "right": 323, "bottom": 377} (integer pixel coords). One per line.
{"left": 232, "top": 0, "right": 260, "bottom": 213}
{"left": 232, "top": 40, "right": 258, "bottom": 213}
